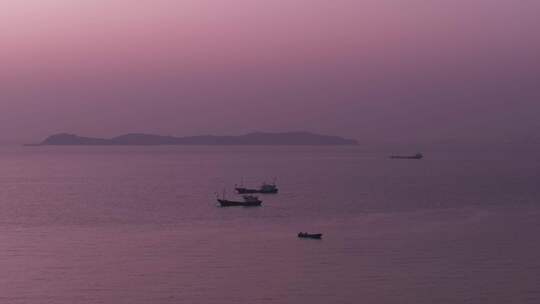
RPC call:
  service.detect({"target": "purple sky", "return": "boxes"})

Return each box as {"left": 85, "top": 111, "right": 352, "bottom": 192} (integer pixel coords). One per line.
{"left": 1, "top": 0, "right": 539, "bottom": 143}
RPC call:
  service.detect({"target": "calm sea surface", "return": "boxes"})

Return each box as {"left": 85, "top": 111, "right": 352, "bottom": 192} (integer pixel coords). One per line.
{"left": 0, "top": 145, "right": 539, "bottom": 303}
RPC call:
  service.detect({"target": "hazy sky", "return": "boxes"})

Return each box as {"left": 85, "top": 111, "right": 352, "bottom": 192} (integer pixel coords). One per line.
{"left": 1, "top": 0, "right": 539, "bottom": 143}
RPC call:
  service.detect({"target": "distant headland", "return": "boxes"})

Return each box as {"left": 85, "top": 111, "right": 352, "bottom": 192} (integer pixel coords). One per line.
{"left": 33, "top": 132, "right": 358, "bottom": 146}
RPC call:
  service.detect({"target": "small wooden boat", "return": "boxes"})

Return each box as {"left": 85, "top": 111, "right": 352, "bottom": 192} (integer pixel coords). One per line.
{"left": 298, "top": 232, "right": 323, "bottom": 239}
{"left": 217, "top": 191, "right": 262, "bottom": 207}
{"left": 235, "top": 180, "right": 279, "bottom": 194}
{"left": 390, "top": 153, "right": 423, "bottom": 160}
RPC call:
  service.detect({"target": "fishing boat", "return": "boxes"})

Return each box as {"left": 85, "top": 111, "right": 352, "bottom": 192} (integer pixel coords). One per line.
{"left": 298, "top": 232, "right": 323, "bottom": 239}
{"left": 235, "top": 179, "right": 279, "bottom": 194}
{"left": 390, "top": 153, "right": 423, "bottom": 160}
{"left": 216, "top": 191, "right": 262, "bottom": 207}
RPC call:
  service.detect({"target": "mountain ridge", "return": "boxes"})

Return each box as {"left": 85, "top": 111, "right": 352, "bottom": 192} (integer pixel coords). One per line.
{"left": 36, "top": 132, "right": 358, "bottom": 146}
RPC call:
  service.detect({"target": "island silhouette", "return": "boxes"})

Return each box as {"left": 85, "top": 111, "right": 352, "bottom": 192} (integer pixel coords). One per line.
{"left": 35, "top": 132, "right": 358, "bottom": 146}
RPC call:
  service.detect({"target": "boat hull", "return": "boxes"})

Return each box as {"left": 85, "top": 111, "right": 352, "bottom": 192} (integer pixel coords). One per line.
{"left": 235, "top": 188, "right": 259, "bottom": 194}
{"left": 298, "top": 233, "right": 323, "bottom": 239}
{"left": 389, "top": 155, "right": 423, "bottom": 159}
{"left": 217, "top": 199, "right": 262, "bottom": 207}
{"left": 235, "top": 187, "right": 278, "bottom": 194}
{"left": 235, "top": 188, "right": 278, "bottom": 194}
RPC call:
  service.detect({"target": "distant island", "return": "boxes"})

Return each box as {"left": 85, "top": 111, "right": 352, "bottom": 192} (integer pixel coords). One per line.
{"left": 34, "top": 132, "right": 358, "bottom": 146}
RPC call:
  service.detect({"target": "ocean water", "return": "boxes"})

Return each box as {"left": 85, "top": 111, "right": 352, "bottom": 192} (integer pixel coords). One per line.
{"left": 0, "top": 145, "right": 539, "bottom": 303}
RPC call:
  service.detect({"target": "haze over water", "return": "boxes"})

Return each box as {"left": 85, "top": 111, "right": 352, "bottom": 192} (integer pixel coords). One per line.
{"left": 1, "top": 145, "right": 539, "bottom": 303}
{"left": 2, "top": 0, "right": 540, "bottom": 144}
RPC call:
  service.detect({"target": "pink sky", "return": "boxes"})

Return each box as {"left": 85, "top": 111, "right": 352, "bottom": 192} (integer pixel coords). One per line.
{"left": 1, "top": 0, "right": 539, "bottom": 143}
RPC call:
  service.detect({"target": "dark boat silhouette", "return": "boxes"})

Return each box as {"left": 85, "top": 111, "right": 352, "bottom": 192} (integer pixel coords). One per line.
{"left": 390, "top": 153, "right": 423, "bottom": 160}
{"left": 298, "top": 232, "right": 323, "bottom": 239}
{"left": 217, "top": 191, "right": 262, "bottom": 207}
{"left": 235, "top": 180, "right": 279, "bottom": 194}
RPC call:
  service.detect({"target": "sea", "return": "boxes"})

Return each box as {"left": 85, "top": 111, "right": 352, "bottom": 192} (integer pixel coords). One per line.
{"left": 0, "top": 145, "right": 539, "bottom": 303}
